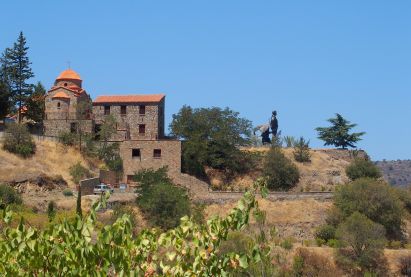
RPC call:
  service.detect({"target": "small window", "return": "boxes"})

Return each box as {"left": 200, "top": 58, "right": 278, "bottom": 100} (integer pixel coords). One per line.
{"left": 70, "top": 122, "right": 77, "bottom": 133}
{"left": 57, "top": 102, "right": 61, "bottom": 109}
{"left": 121, "top": 106, "right": 127, "bottom": 115}
{"left": 153, "top": 149, "right": 161, "bottom": 158}
{"left": 139, "top": 105, "right": 146, "bottom": 115}
{"left": 104, "top": 106, "right": 110, "bottom": 115}
{"left": 64, "top": 82, "right": 68, "bottom": 87}
{"left": 132, "top": 149, "right": 141, "bottom": 159}
{"left": 139, "top": 124, "right": 146, "bottom": 135}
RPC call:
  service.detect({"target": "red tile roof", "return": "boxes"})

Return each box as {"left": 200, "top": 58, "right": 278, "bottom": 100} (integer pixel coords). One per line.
{"left": 56, "top": 69, "right": 82, "bottom": 81}
{"left": 52, "top": 91, "right": 70, "bottom": 99}
{"left": 93, "top": 94, "right": 165, "bottom": 104}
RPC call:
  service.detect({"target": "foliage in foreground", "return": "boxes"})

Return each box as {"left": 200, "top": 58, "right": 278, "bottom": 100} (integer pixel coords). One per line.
{"left": 293, "top": 136, "right": 311, "bottom": 163}
{"left": 262, "top": 146, "right": 300, "bottom": 191}
{"left": 0, "top": 179, "right": 267, "bottom": 276}
{"left": 2, "top": 123, "right": 36, "bottom": 158}
{"left": 345, "top": 158, "right": 382, "bottom": 181}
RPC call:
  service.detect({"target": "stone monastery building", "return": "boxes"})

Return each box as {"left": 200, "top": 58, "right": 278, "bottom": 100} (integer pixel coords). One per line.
{"left": 43, "top": 69, "right": 181, "bottom": 183}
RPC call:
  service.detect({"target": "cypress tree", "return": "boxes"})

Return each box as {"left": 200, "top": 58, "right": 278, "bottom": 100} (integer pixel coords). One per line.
{"left": 4, "top": 32, "right": 34, "bottom": 123}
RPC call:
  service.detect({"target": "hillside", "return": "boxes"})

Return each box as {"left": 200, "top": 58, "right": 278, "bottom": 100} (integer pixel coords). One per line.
{"left": 376, "top": 159, "right": 411, "bottom": 187}
{"left": 208, "top": 147, "right": 363, "bottom": 192}
{"left": 0, "top": 139, "right": 99, "bottom": 187}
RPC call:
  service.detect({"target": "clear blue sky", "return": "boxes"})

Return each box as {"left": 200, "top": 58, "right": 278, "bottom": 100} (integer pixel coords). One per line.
{"left": 1, "top": 1, "right": 410, "bottom": 160}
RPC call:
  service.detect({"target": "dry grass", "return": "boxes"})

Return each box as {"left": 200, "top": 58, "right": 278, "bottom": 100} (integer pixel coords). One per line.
{"left": 0, "top": 139, "right": 100, "bottom": 187}
{"left": 212, "top": 147, "right": 352, "bottom": 191}
{"left": 205, "top": 198, "right": 332, "bottom": 240}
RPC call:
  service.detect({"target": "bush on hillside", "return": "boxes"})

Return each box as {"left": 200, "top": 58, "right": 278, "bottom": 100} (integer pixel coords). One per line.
{"left": 135, "top": 167, "right": 191, "bottom": 230}
{"left": 57, "top": 131, "right": 77, "bottom": 146}
{"left": 345, "top": 158, "right": 382, "bottom": 180}
{"left": 2, "top": 123, "right": 36, "bottom": 158}
{"left": 98, "top": 142, "right": 123, "bottom": 172}
{"left": 314, "top": 224, "right": 336, "bottom": 242}
{"left": 47, "top": 201, "right": 56, "bottom": 222}
{"left": 62, "top": 189, "right": 73, "bottom": 197}
{"left": 333, "top": 178, "right": 404, "bottom": 240}
{"left": 69, "top": 162, "right": 91, "bottom": 185}
{"left": 293, "top": 136, "right": 311, "bottom": 163}
{"left": 293, "top": 248, "right": 342, "bottom": 277}
{"left": 336, "top": 212, "right": 387, "bottom": 274}
{"left": 0, "top": 184, "right": 22, "bottom": 206}
{"left": 399, "top": 255, "right": 411, "bottom": 277}
{"left": 262, "top": 146, "right": 300, "bottom": 191}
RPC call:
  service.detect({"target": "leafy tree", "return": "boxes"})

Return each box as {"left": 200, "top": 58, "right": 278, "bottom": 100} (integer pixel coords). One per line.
{"left": 293, "top": 136, "right": 311, "bottom": 163}
{"left": 316, "top": 113, "right": 365, "bottom": 149}
{"left": 262, "top": 146, "right": 300, "bottom": 191}
{"left": 25, "top": 82, "right": 45, "bottom": 123}
{"left": 69, "top": 162, "right": 90, "bottom": 185}
{"left": 333, "top": 178, "right": 404, "bottom": 239}
{"left": 135, "top": 167, "right": 191, "bottom": 230}
{"left": 170, "top": 105, "right": 252, "bottom": 177}
{"left": 346, "top": 158, "right": 382, "bottom": 180}
{"left": 2, "top": 32, "right": 34, "bottom": 123}
{"left": 2, "top": 123, "right": 36, "bottom": 158}
{"left": 75, "top": 100, "right": 92, "bottom": 152}
{"left": 336, "top": 212, "right": 386, "bottom": 273}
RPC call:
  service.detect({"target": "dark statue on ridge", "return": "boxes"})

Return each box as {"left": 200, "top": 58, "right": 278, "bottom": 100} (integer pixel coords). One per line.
{"left": 254, "top": 110, "right": 279, "bottom": 145}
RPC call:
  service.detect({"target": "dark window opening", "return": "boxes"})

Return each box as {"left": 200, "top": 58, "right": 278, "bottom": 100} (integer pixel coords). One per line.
{"left": 139, "top": 124, "right": 146, "bottom": 135}
{"left": 64, "top": 83, "right": 68, "bottom": 87}
{"left": 121, "top": 105, "right": 127, "bottom": 116}
{"left": 104, "top": 106, "right": 110, "bottom": 115}
{"left": 153, "top": 149, "right": 161, "bottom": 158}
{"left": 139, "top": 105, "right": 146, "bottom": 115}
{"left": 132, "top": 149, "right": 141, "bottom": 159}
{"left": 70, "top": 122, "right": 77, "bottom": 134}
{"left": 94, "top": 124, "right": 101, "bottom": 140}
{"left": 57, "top": 102, "right": 61, "bottom": 109}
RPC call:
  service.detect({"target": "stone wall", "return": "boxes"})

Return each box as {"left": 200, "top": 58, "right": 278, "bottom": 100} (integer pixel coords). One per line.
{"left": 44, "top": 119, "right": 93, "bottom": 137}
{"left": 80, "top": 177, "right": 100, "bottom": 195}
{"left": 120, "top": 139, "right": 181, "bottom": 183}
{"left": 93, "top": 101, "right": 162, "bottom": 141}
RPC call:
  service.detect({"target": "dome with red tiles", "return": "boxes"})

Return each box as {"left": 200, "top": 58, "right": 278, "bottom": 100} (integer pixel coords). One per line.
{"left": 56, "top": 69, "right": 82, "bottom": 81}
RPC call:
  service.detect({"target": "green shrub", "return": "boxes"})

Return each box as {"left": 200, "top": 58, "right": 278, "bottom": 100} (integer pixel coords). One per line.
{"left": 135, "top": 168, "right": 191, "bottom": 230}
{"left": 283, "top": 136, "right": 296, "bottom": 147}
{"left": 389, "top": 240, "right": 402, "bottom": 249}
{"left": 293, "top": 137, "right": 311, "bottom": 163}
{"left": 280, "top": 238, "right": 293, "bottom": 250}
{"left": 326, "top": 239, "right": 340, "bottom": 248}
{"left": 47, "top": 201, "right": 56, "bottom": 222}
{"left": 315, "top": 238, "right": 326, "bottom": 246}
{"left": 109, "top": 204, "right": 137, "bottom": 233}
{"left": 333, "top": 178, "right": 404, "bottom": 240}
{"left": 315, "top": 224, "right": 336, "bottom": 242}
{"left": 2, "top": 123, "right": 36, "bottom": 158}
{"left": 336, "top": 212, "right": 387, "bottom": 273}
{"left": 346, "top": 158, "right": 382, "bottom": 180}
{"left": 0, "top": 184, "right": 22, "bottom": 205}
{"left": 69, "top": 162, "right": 91, "bottom": 185}
{"left": 262, "top": 146, "right": 300, "bottom": 191}
{"left": 58, "top": 131, "right": 77, "bottom": 146}
{"left": 62, "top": 189, "right": 73, "bottom": 197}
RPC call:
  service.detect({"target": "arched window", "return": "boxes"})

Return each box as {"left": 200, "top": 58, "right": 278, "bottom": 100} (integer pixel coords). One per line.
{"left": 57, "top": 102, "right": 61, "bottom": 109}
{"left": 64, "top": 82, "right": 68, "bottom": 87}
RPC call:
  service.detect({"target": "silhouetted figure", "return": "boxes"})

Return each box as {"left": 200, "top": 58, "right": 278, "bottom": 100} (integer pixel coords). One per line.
{"left": 270, "top": 110, "right": 278, "bottom": 138}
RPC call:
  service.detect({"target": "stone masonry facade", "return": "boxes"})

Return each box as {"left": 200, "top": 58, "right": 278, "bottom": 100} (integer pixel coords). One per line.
{"left": 43, "top": 69, "right": 181, "bottom": 183}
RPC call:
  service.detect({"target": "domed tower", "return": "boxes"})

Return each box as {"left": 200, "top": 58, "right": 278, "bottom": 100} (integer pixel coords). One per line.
{"left": 44, "top": 69, "right": 93, "bottom": 137}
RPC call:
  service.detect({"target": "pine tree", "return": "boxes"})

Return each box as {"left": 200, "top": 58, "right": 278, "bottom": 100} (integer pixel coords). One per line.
{"left": 0, "top": 51, "right": 12, "bottom": 119}
{"left": 4, "top": 32, "right": 34, "bottom": 123}
{"left": 25, "top": 82, "right": 46, "bottom": 123}
{"left": 316, "top": 113, "right": 365, "bottom": 149}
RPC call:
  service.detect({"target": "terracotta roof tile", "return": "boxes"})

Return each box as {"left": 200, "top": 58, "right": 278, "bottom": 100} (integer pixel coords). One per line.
{"left": 56, "top": 69, "right": 82, "bottom": 81}
{"left": 93, "top": 94, "right": 165, "bottom": 104}
{"left": 52, "top": 91, "right": 70, "bottom": 99}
